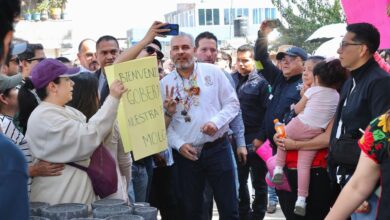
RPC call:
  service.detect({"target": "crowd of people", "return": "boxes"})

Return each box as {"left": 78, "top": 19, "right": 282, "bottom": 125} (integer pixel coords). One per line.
{"left": 2, "top": 1, "right": 390, "bottom": 220}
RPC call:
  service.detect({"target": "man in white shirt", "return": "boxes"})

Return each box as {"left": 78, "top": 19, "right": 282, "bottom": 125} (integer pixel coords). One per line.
{"left": 160, "top": 32, "right": 240, "bottom": 220}
{"left": 77, "top": 39, "right": 99, "bottom": 73}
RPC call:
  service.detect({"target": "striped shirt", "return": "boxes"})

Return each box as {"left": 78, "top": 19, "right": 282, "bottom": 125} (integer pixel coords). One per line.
{"left": 0, "top": 114, "right": 32, "bottom": 192}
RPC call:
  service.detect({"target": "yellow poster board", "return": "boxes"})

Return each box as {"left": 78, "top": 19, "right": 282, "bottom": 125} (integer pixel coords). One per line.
{"left": 105, "top": 56, "right": 167, "bottom": 160}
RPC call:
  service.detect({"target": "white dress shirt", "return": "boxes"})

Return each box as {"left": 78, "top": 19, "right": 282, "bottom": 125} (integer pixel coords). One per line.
{"left": 160, "top": 62, "right": 240, "bottom": 151}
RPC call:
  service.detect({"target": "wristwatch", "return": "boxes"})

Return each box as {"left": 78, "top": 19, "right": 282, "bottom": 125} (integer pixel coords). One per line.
{"left": 164, "top": 111, "right": 173, "bottom": 118}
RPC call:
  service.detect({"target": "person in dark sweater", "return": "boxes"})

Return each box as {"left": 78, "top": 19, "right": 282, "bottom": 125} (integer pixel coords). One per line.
{"left": 327, "top": 22, "right": 390, "bottom": 220}
{"left": 255, "top": 20, "right": 333, "bottom": 220}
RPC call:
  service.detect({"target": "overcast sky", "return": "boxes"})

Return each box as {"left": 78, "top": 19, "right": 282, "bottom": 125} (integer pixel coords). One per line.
{"left": 67, "top": 0, "right": 180, "bottom": 40}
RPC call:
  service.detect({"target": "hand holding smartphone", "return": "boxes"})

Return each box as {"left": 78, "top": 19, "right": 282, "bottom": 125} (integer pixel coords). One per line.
{"left": 159, "top": 24, "right": 179, "bottom": 36}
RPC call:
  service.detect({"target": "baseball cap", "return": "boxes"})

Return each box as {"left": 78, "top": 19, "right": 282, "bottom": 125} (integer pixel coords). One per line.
{"left": 11, "top": 42, "right": 27, "bottom": 56}
{"left": 276, "top": 46, "right": 308, "bottom": 61}
{"left": 30, "top": 58, "right": 80, "bottom": 89}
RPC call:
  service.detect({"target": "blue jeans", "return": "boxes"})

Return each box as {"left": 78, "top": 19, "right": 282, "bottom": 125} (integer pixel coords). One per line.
{"left": 174, "top": 138, "right": 239, "bottom": 220}
{"left": 128, "top": 163, "right": 148, "bottom": 203}
{"left": 268, "top": 186, "right": 278, "bottom": 205}
{"left": 351, "top": 193, "right": 378, "bottom": 220}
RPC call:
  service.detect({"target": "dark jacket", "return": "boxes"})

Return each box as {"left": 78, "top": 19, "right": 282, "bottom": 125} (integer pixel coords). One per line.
{"left": 330, "top": 58, "right": 390, "bottom": 175}
{"left": 232, "top": 69, "right": 269, "bottom": 143}
{"left": 0, "top": 134, "right": 29, "bottom": 219}
{"left": 254, "top": 30, "right": 302, "bottom": 149}
{"left": 95, "top": 68, "right": 110, "bottom": 107}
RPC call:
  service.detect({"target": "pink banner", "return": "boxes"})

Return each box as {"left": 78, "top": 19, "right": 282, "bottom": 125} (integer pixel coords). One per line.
{"left": 341, "top": 0, "right": 390, "bottom": 49}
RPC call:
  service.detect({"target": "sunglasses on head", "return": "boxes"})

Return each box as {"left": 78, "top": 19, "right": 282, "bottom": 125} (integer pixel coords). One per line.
{"left": 26, "top": 57, "right": 45, "bottom": 63}
{"left": 145, "top": 46, "right": 164, "bottom": 60}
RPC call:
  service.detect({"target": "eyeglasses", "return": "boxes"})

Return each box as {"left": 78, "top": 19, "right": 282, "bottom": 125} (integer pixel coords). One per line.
{"left": 339, "top": 41, "right": 363, "bottom": 49}
{"left": 26, "top": 57, "right": 45, "bottom": 63}
{"left": 145, "top": 46, "right": 164, "bottom": 60}
{"left": 9, "top": 57, "right": 19, "bottom": 65}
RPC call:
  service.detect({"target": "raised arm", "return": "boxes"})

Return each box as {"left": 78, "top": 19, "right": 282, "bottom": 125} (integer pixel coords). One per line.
{"left": 254, "top": 21, "right": 283, "bottom": 85}
{"left": 114, "top": 21, "right": 169, "bottom": 64}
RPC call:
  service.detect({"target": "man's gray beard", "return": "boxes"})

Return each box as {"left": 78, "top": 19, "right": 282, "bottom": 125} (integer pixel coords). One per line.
{"left": 175, "top": 57, "right": 195, "bottom": 71}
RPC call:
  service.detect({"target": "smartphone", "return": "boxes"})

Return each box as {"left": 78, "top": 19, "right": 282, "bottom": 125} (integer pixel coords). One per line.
{"left": 160, "top": 24, "right": 179, "bottom": 36}
{"left": 266, "top": 19, "right": 282, "bottom": 29}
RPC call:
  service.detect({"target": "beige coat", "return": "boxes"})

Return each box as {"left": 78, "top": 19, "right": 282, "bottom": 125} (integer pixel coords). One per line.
{"left": 26, "top": 96, "right": 119, "bottom": 205}
{"left": 104, "top": 123, "right": 131, "bottom": 203}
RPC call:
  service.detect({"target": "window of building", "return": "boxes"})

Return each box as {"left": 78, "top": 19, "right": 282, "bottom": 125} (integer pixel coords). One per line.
{"left": 189, "top": 10, "right": 194, "bottom": 27}
{"left": 236, "top": 8, "right": 248, "bottom": 17}
{"left": 199, "top": 8, "right": 220, "bottom": 26}
{"left": 213, "top": 8, "right": 220, "bottom": 25}
{"left": 271, "top": 8, "right": 276, "bottom": 19}
{"left": 253, "top": 8, "right": 263, "bottom": 24}
{"left": 199, "top": 9, "right": 205, "bottom": 25}
{"left": 265, "top": 8, "right": 270, "bottom": 19}
{"left": 224, "top": 9, "right": 230, "bottom": 25}
{"left": 184, "top": 12, "right": 188, "bottom": 27}
{"left": 206, "top": 9, "right": 212, "bottom": 25}
{"left": 224, "top": 8, "right": 248, "bottom": 25}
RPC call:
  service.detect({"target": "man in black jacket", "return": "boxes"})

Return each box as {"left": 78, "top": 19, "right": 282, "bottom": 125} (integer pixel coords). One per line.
{"left": 232, "top": 44, "right": 269, "bottom": 220}
{"left": 329, "top": 22, "right": 390, "bottom": 219}
{"left": 254, "top": 21, "right": 333, "bottom": 220}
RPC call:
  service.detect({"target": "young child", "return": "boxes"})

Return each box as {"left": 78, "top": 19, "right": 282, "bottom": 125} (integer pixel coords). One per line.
{"left": 272, "top": 59, "right": 347, "bottom": 216}
{"left": 301, "top": 56, "right": 325, "bottom": 95}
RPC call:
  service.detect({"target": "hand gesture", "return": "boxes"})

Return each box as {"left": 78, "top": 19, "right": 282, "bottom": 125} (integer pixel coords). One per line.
{"left": 163, "top": 85, "right": 177, "bottom": 115}
{"left": 30, "top": 160, "right": 65, "bottom": 177}
{"left": 201, "top": 122, "right": 218, "bottom": 136}
{"left": 109, "top": 80, "right": 127, "bottom": 99}
{"left": 179, "top": 143, "right": 198, "bottom": 161}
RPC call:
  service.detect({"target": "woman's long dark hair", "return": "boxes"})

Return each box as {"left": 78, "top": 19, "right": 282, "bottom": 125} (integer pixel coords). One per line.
{"left": 67, "top": 73, "right": 99, "bottom": 121}
{"left": 17, "top": 77, "right": 61, "bottom": 134}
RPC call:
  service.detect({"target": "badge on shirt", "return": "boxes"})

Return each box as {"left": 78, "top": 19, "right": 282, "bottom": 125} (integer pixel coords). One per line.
{"left": 204, "top": 75, "right": 213, "bottom": 86}
{"left": 250, "top": 81, "right": 258, "bottom": 87}
{"left": 296, "top": 83, "right": 303, "bottom": 91}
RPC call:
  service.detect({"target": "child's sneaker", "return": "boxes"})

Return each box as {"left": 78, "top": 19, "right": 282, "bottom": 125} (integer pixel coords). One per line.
{"left": 272, "top": 166, "right": 284, "bottom": 185}
{"left": 294, "top": 197, "right": 306, "bottom": 216}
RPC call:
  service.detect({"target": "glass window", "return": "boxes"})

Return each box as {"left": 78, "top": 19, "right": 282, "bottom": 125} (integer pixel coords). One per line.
{"left": 199, "top": 9, "right": 205, "bottom": 25}
{"left": 184, "top": 12, "right": 188, "bottom": 27}
{"left": 253, "top": 8, "right": 258, "bottom": 24}
{"left": 271, "top": 8, "right": 276, "bottom": 19}
{"left": 190, "top": 10, "right": 194, "bottom": 27}
{"left": 243, "top": 8, "right": 249, "bottom": 17}
{"left": 237, "top": 8, "right": 243, "bottom": 17}
{"left": 224, "top": 8, "right": 230, "bottom": 25}
{"left": 213, "top": 9, "right": 219, "bottom": 25}
{"left": 265, "top": 8, "right": 270, "bottom": 19}
{"left": 206, "top": 9, "right": 212, "bottom": 25}
{"left": 231, "top": 8, "right": 235, "bottom": 21}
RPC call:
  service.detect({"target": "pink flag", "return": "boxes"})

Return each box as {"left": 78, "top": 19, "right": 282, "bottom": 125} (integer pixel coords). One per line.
{"left": 341, "top": 0, "right": 390, "bottom": 49}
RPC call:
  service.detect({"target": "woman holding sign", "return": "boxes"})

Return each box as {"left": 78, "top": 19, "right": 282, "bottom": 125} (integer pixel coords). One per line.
{"left": 25, "top": 59, "right": 127, "bottom": 205}
{"left": 68, "top": 73, "right": 132, "bottom": 202}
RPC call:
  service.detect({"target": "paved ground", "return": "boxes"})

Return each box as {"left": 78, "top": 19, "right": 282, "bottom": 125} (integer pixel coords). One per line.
{"left": 211, "top": 204, "right": 286, "bottom": 219}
